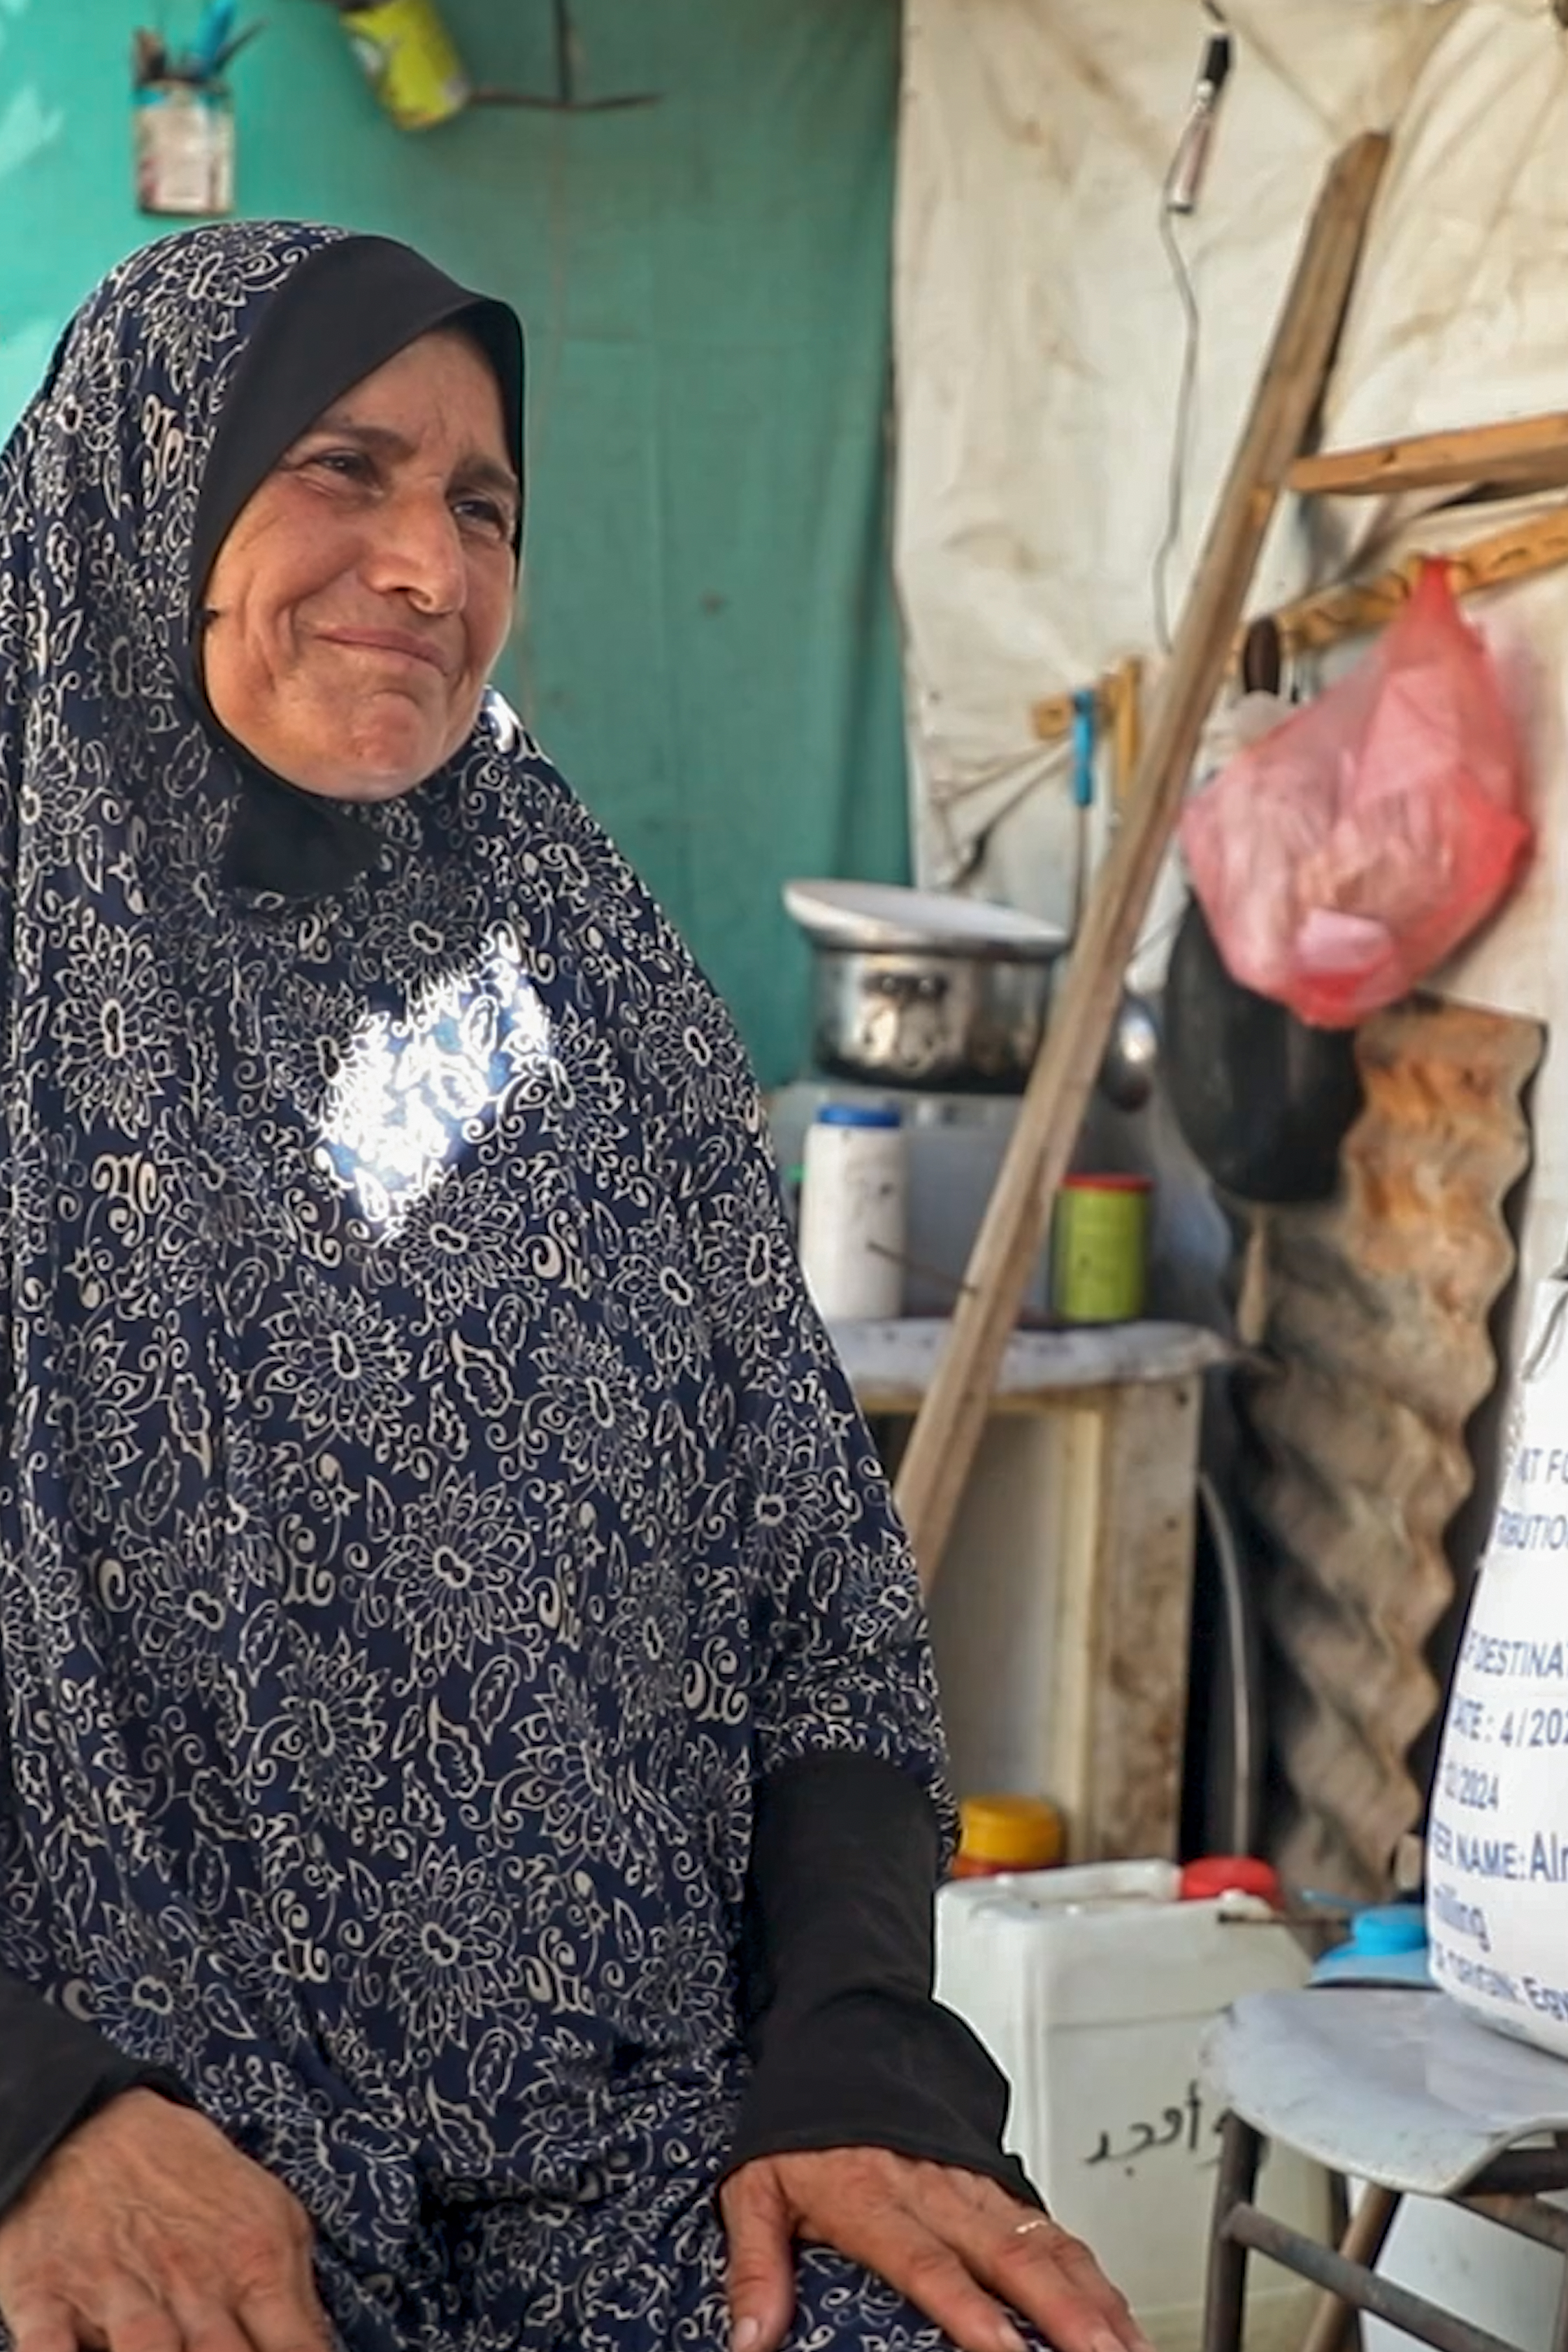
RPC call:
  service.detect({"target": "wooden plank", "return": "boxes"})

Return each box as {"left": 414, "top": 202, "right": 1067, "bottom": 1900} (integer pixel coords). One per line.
{"left": 1028, "top": 494, "right": 1568, "bottom": 746}
{"left": 1278, "top": 497, "right": 1568, "bottom": 655}
{"left": 915, "top": 1379, "right": 1203, "bottom": 1859}
{"left": 1290, "top": 410, "right": 1568, "bottom": 499}
{"left": 920, "top": 1414, "right": 1084, "bottom": 1812}
{"left": 893, "top": 130, "right": 1390, "bottom": 1593}
{"left": 1110, "top": 656, "right": 1142, "bottom": 812}
{"left": 1031, "top": 679, "right": 1109, "bottom": 747}
{"left": 1053, "top": 1380, "right": 1204, "bottom": 1860}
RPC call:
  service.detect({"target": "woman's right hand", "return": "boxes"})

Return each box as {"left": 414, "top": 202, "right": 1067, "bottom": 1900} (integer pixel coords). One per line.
{"left": 0, "top": 2088, "right": 331, "bottom": 2352}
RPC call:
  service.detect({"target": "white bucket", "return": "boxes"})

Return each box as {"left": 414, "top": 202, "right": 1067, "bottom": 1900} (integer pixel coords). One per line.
{"left": 935, "top": 1860, "right": 1330, "bottom": 2352}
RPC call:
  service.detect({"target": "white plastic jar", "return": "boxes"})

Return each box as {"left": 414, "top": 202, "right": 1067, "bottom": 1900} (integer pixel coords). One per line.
{"left": 798, "top": 1103, "right": 906, "bottom": 1321}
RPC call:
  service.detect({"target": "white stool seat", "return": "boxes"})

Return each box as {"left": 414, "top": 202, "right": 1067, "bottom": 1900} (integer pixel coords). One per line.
{"left": 1200, "top": 1986, "right": 1568, "bottom": 2197}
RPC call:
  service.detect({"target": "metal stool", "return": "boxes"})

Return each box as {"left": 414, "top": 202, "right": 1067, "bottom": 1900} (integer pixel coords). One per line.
{"left": 1199, "top": 1987, "right": 1568, "bottom": 2352}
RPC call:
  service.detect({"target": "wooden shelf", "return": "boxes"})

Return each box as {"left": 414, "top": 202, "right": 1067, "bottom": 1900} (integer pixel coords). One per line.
{"left": 836, "top": 1316, "right": 1231, "bottom": 1417}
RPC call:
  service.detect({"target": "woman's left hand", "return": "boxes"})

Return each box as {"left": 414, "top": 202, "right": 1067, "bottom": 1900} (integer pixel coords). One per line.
{"left": 719, "top": 2147, "right": 1153, "bottom": 2352}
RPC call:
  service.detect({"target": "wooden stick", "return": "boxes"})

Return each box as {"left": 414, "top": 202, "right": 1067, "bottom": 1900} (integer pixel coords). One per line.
{"left": 1032, "top": 678, "right": 1113, "bottom": 749}
{"left": 893, "top": 131, "right": 1391, "bottom": 1592}
{"left": 1028, "top": 494, "right": 1568, "bottom": 745}
{"left": 1278, "top": 496, "right": 1568, "bottom": 655}
{"left": 1290, "top": 410, "right": 1568, "bottom": 499}
{"left": 1297, "top": 2186, "right": 1400, "bottom": 2352}
{"left": 1110, "top": 657, "right": 1142, "bottom": 812}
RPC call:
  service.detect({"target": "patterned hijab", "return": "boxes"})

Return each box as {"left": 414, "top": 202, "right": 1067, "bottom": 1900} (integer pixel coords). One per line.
{"left": 0, "top": 224, "right": 944, "bottom": 2350}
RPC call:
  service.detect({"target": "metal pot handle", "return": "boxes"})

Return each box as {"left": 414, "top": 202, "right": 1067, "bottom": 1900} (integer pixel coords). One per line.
{"left": 870, "top": 970, "right": 950, "bottom": 1006}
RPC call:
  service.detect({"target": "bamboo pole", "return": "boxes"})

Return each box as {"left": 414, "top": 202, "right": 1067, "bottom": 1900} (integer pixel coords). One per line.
{"left": 894, "top": 131, "right": 1392, "bottom": 1591}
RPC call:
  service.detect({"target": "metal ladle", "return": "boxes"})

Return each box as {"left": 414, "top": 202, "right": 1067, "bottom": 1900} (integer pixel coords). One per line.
{"left": 1098, "top": 991, "right": 1160, "bottom": 1112}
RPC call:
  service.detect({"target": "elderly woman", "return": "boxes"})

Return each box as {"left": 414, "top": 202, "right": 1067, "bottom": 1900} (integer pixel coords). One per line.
{"left": 0, "top": 225, "right": 1142, "bottom": 2352}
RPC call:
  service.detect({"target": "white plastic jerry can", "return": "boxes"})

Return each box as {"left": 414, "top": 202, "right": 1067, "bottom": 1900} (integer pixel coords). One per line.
{"left": 935, "top": 1860, "right": 1330, "bottom": 2352}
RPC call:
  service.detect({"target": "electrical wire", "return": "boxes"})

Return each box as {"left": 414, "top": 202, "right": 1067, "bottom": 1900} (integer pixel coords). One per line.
{"left": 1152, "top": 151, "right": 1206, "bottom": 655}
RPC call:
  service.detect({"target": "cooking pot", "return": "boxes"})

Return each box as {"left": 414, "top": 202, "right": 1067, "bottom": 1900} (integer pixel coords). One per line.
{"left": 784, "top": 881, "right": 1067, "bottom": 1093}
{"left": 1163, "top": 896, "right": 1362, "bottom": 1202}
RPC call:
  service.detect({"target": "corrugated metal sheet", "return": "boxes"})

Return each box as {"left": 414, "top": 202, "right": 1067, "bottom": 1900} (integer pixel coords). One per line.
{"left": 1236, "top": 997, "right": 1543, "bottom": 1900}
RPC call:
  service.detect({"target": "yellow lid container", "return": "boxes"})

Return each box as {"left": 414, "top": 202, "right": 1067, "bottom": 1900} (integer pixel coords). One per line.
{"left": 956, "top": 1793, "right": 1065, "bottom": 1875}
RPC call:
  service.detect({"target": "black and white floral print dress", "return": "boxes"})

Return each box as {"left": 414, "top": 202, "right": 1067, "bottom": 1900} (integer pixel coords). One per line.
{"left": 0, "top": 222, "right": 988, "bottom": 2349}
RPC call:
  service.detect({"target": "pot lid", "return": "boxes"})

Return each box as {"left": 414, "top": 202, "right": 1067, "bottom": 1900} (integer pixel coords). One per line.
{"left": 783, "top": 879, "right": 1068, "bottom": 961}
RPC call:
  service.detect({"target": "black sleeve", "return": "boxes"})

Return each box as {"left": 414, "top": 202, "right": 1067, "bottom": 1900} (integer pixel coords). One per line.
{"left": 721, "top": 1751, "right": 1042, "bottom": 2208}
{"left": 0, "top": 1969, "right": 194, "bottom": 2218}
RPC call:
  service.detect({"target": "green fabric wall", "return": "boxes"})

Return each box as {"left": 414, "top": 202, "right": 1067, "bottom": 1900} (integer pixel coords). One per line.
{"left": 0, "top": 0, "right": 909, "bottom": 1082}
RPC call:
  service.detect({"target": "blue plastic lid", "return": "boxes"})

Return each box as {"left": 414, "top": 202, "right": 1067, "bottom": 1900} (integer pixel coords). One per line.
{"left": 1311, "top": 1941, "right": 1432, "bottom": 1990}
{"left": 1348, "top": 1905, "right": 1427, "bottom": 1957}
{"left": 814, "top": 1103, "right": 902, "bottom": 1129}
{"left": 1308, "top": 1901, "right": 1431, "bottom": 1988}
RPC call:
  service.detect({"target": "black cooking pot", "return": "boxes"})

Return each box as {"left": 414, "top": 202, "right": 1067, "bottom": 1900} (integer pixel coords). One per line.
{"left": 1163, "top": 897, "right": 1363, "bottom": 1205}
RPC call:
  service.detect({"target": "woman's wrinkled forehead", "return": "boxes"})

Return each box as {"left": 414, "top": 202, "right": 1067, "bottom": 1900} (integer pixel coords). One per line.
{"left": 189, "top": 235, "right": 524, "bottom": 598}
{"left": 19, "top": 221, "right": 524, "bottom": 654}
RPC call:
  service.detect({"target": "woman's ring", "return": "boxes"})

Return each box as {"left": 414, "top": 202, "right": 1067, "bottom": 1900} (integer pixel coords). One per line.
{"left": 1013, "top": 2216, "right": 1053, "bottom": 2238}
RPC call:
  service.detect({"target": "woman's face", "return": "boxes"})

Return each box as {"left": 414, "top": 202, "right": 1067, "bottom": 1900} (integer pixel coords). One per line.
{"left": 201, "top": 329, "right": 519, "bottom": 802}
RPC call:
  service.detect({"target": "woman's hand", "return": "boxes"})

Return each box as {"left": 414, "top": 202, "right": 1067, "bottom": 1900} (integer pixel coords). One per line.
{"left": 0, "top": 2088, "right": 331, "bottom": 2352}
{"left": 720, "top": 2146, "right": 1152, "bottom": 2352}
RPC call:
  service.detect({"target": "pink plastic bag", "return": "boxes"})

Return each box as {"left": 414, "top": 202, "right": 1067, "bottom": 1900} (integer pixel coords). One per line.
{"left": 1179, "top": 561, "right": 1532, "bottom": 1028}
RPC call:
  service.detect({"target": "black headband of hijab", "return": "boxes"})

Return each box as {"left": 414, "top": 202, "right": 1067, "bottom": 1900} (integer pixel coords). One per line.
{"left": 191, "top": 233, "right": 525, "bottom": 617}
{"left": 189, "top": 236, "right": 524, "bottom": 901}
